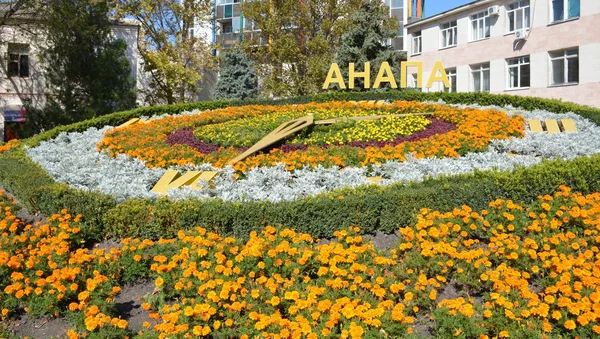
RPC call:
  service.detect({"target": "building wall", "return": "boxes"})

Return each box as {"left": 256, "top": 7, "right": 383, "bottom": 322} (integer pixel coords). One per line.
{"left": 407, "top": 0, "right": 600, "bottom": 107}
{"left": 0, "top": 21, "right": 148, "bottom": 111}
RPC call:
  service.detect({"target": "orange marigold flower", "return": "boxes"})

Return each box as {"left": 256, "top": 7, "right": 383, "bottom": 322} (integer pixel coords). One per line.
{"left": 564, "top": 320, "right": 576, "bottom": 330}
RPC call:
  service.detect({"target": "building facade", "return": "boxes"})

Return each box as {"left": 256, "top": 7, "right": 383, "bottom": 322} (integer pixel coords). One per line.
{"left": 405, "top": 0, "right": 600, "bottom": 107}
{"left": 0, "top": 19, "right": 148, "bottom": 120}
{"left": 210, "top": 0, "right": 420, "bottom": 52}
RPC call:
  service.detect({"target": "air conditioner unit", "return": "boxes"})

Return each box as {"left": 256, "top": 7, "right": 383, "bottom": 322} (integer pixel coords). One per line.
{"left": 515, "top": 29, "right": 526, "bottom": 40}
{"left": 488, "top": 5, "right": 500, "bottom": 16}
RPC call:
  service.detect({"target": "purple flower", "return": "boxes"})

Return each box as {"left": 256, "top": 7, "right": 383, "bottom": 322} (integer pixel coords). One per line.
{"left": 166, "top": 119, "right": 456, "bottom": 155}
{"left": 166, "top": 129, "right": 221, "bottom": 154}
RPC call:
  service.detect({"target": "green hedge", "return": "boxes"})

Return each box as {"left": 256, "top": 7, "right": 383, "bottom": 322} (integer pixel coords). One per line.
{"left": 99, "top": 155, "right": 600, "bottom": 239}
{"left": 24, "top": 90, "right": 600, "bottom": 147}
{"left": 2, "top": 90, "right": 600, "bottom": 240}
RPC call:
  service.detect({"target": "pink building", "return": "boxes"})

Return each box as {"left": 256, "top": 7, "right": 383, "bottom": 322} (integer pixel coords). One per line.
{"left": 406, "top": 0, "right": 600, "bottom": 107}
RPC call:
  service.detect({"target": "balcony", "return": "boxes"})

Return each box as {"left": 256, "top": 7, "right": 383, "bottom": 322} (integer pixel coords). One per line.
{"left": 216, "top": 31, "right": 268, "bottom": 49}
{"left": 215, "top": 4, "right": 241, "bottom": 21}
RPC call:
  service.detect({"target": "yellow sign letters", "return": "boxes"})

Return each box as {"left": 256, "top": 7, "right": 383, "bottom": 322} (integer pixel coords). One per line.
{"left": 323, "top": 61, "right": 450, "bottom": 90}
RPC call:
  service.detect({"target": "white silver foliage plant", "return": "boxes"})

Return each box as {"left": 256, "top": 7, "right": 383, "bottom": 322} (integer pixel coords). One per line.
{"left": 25, "top": 104, "right": 600, "bottom": 203}
{"left": 26, "top": 127, "right": 166, "bottom": 202}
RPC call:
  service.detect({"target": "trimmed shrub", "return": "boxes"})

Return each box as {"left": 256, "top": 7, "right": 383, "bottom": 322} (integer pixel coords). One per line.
{"left": 24, "top": 90, "right": 600, "bottom": 147}
{"left": 3, "top": 91, "right": 600, "bottom": 240}
{"left": 98, "top": 154, "right": 600, "bottom": 240}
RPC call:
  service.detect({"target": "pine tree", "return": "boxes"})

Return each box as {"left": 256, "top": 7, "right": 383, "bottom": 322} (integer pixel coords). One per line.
{"left": 213, "top": 49, "right": 259, "bottom": 101}
{"left": 336, "top": 0, "right": 404, "bottom": 90}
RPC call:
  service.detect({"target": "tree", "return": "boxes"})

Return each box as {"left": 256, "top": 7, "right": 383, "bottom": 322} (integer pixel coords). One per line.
{"left": 336, "top": 0, "right": 403, "bottom": 90}
{"left": 30, "top": 0, "right": 136, "bottom": 130}
{"left": 26, "top": 0, "right": 136, "bottom": 132}
{"left": 213, "top": 49, "right": 259, "bottom": 101}
{"left": 240, "top": 0, "right": 364, "bottom": 98}
{"left": 115, "top": 0, "right": 215, "bottom": 105}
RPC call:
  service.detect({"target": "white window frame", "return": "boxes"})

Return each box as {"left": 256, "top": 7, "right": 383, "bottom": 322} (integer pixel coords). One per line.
{"left": 444, "top": 68, "right": 457, "bottom": 93}
{"left": 549, "top": 48, "right": 579, "bottom": 85}
{"left": 506, "top": 1, "right": 530, "bottom": 33}
{"left": 506, "top": 56, "right": 530, "bottom": 90}
{"left": 550, "top": 0, "right": 580, "bottom": 23}
{"left": 412, "top": 31, "right": 422, "bottom": 55}
{"left": 471, "top": 63, "right": 490, "bottom": 92}
{"left": 440, "top": 21, "right": 457, "bottom": 49}
{"left": 470, "top": 11, "right": 491, "bottom": 42}
{"left": 390, "top": 0, "right": 403, "bottom": 9}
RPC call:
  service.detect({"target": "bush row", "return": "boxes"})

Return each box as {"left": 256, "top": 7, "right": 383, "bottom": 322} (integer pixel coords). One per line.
{"left": 25, "top": 90, "right": 600, "bottom": 147}
{"left": 101, "top": 154, "right": 600, "bottom": 239}
{"left": 3, "top": 91, "right": 600, "bottom": 240}
{"left": 4, "top": 141, "right": 600, "bottom": 240}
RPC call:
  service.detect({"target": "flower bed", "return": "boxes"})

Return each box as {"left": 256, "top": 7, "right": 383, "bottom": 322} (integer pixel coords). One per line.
{"left": 194, "top": 110, "right": 432, "bottom": 147}
{"left": 2, "top": 187, "right": 600, "bottom": 338}
{"left": 0, "top": 140, "right": 20, "bottom": 155}
{"left": 24, "top": 101, "right": 600, "bottom": 205}
{"left": 97, "top": 101, "right": 525, "bottom": 172}
{"left": 1, "top": 93, "right": 599, "bottom": 241}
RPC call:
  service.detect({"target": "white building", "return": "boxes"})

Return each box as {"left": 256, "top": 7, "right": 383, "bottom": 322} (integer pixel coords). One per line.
{"left": 0, "top": 17, "right": 148, "bottom": 130}
{"left": 406, "top": 0, "right": 600, "bottom": 107}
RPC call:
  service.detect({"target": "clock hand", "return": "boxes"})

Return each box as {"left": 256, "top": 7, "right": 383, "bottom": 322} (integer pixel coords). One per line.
{"left": 227, "top": 114, "right": 315, "bottom": 166}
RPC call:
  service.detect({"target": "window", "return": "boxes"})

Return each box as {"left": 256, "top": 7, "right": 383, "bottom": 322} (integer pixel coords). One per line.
{"left": 506, "top": 1, "right": 530, "bottom": 33}
{"left": 412, "top": 32, "right": 422, "bottom": 55}
{"left": 440, "top": 21, "right": 457, "bottom": 48}
{"left": 390, "top": 0, "right": 403, "bottom": 8}
{"left": 471, "top": 63, "right": 490, "bottom": 92}
{"left": 222, "top": 23, "right": 233, "bottom": 34}
{"left": 224, "top": 4, "right": 233, "bottom": 18}
{"left": 549, "top": 48, "right": 579, "bottom": 85}
{"left": 444, "top": 68, "right": 457, "bottom": 93}
{"left": 506, "top": 56, "right": 530, "bottom": 89}
{"left": 7, "top": 44, "right": 29, "bottom": 78}
{"left": 244, "top": 18, "right": 259, "bottom": 31}
{"left": 471, "top": 11, "right": 490, "bottom": 41}
{"left": 552, "top": 0, "right": 580, "bottom": 22}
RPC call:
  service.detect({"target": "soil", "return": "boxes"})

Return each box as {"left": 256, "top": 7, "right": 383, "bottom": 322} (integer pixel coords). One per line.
{"left": 7, "top": 314, "right": 71, "bottom": 339}
{"left": 114, "top": 280, "right": 159, "bottom": 333}
{"left": 363, "top": 231, "right": 401, "bottom": 251}
{"left": 0, "top": 185, "right": 45, "bottom": 225}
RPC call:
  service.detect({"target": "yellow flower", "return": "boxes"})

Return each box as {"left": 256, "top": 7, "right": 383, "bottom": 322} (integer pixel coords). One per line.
{"left": 269, "top": 296, "right": 280, "bottom": 306}
{"left": 117, "top": 319, "right": 128, "bottom": 329}
{"left": 564, "top": 320, "right": 576, "bottom": 330}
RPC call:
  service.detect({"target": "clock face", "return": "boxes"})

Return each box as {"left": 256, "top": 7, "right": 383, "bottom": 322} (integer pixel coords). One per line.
{"left": 101, "top": 100, "right": 524, "bottom": 177}
{"left": 227, "top": 110, "right": 434, "bottom": 166}
{"left": 99, "top": 101, "right": 527, "bottom": 195}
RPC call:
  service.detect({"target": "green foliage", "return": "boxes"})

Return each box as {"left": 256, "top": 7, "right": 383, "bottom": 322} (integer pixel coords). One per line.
{"left": 213, "top": 49, "right": 259, "bottom": 101}
{"left": 27, "top": 0, "right": 136, "bottom": 135}
{"left": 115, "top": 0, "right": 215, "bottom": 104}
{"left": 0, "top": 147, "right": 55, "bottom": 211}
{"left": 100, "top": 154, "right": 600, "bottom": 240}
{"left": 23, "top": 90, "right": 600, "bottom": 148}
{"left": 240, "top": 0, "right": 364, "bottom": 97}
{"left": 3, "top": 91, "right": 600, "bottom": 241}
{"left": 335, "top": 0, "right": 404, "bottom": 90}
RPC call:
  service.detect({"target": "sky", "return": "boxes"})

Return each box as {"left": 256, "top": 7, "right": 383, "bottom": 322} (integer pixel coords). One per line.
{"left": 425, "top": 0, "right": 474, "bottom": 18}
